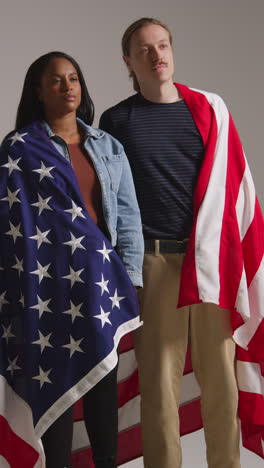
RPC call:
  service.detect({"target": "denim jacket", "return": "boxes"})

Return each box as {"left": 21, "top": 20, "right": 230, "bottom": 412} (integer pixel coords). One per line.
{"left": 41, "top": 119, "right": 144, "bottom": 287}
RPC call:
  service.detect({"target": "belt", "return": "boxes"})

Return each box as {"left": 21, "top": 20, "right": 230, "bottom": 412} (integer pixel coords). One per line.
{"left": 144, "top": 238, "right": 189, "bottom": 255}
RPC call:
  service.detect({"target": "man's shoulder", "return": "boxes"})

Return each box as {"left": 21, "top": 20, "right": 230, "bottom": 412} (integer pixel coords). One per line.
{"left": 101, "top": 93, "right": 139, "bottom": 117}
{"left": 180, "top": 84, "right": 226, "bottom": 108}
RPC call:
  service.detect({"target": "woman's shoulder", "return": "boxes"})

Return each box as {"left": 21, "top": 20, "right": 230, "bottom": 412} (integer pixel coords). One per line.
{"left": 1, "top": 122, "right": 40, "bottom": 149}
{"left": 79, "top": 119, "right": 125, "bottom": 158}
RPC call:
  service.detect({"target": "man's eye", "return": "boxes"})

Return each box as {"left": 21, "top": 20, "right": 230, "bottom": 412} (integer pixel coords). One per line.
{"left": 160, "top": 44, "right": 168, "bottom": 49}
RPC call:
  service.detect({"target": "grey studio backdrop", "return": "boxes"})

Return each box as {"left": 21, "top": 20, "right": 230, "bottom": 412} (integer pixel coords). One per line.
{"left": 0, "top": 1, "right": 263, "bottom": 467}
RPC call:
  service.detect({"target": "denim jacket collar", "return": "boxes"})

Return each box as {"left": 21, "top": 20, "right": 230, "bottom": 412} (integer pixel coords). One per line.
{"left": 41, "top": 118, "right": 105, "bottom": 140}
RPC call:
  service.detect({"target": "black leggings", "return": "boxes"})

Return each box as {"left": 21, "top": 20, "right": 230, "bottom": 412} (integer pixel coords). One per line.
{"left": 41, "top": 366, "right": 118, "bottom": 468}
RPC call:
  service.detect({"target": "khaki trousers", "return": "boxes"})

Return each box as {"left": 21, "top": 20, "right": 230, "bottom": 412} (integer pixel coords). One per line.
{"left": 134, "top": 253, "right": 240, "bottom": 468}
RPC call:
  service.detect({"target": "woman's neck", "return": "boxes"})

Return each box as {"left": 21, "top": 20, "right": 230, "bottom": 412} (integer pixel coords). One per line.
{"left": 46, "top": 113, "right": 82, "bottom": 144}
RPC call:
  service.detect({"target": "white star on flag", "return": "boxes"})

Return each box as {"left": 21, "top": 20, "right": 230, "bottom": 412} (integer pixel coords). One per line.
{"left": 63, "top": 335, "right": 84, "bottom": 358}
{"left": 30, "top": 295, "right": 52, "bottom": 318}
{"left": 96, "top": 241, "right": 113, "bottom": 263}
{"left": 109, "top": 289, "right": 125, "bottom": 309}
{"left": 7, "top": 356, "right": 21, "bottom": 376}
{"left": 32, "top": 331, "right": 53, "bottom": 353}
{"left": 33, "top": 161, "right": 55, "bottom": 181}
{"left": 94, "top": 306, "right": 112, "bottom": 328}
{"left": 31, "top": 194, "right": 53, "bottom": 215}
{"left": 0, "top": 291, "right": 9, "bottom": 311}
{"left": 64, "top": 200, "right": 85, "bottom": 222}
{"left": 1, "top": 324, "right": 15, "bottom": 342}
{"left": 62, "top": 266, "right": 84, "bottom": 287}
{"left": 12, "top": 256, "right": 24, "bottom": 276}
{"left": 33, "top": 366, "right": 52, "bottom": 388}
{"left": 63, "top": 233, "right": 86, "bottom": 254}
{"left": 5, "top": 222, "right": 23, "bottom": 243}
{"left": 1, "top": 156, "right": 22, "bottom": 175}
{"left": 95, "top": 273, "right": 109, "bottom": 296}
{"left": 8, "top": 132, "right": 27, "bottom": 146}
{"left": 19, "top": 294, "right": 25, "bottom": 307}
{"left": 29, "top": 227, "right": 51, "bottom": 249}
{"left": 63, "top": 301, "right": 84, "bottom": 323}
{"left": 0, "top": 188, "right": 21, "bottom": 208}
{"left": 30, "top": 261, "right": 51, "bottom": 284}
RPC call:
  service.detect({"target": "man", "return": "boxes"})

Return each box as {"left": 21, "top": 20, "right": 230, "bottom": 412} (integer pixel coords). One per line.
{"left": 99, "top": 18, "right": 264, "bottom": 468}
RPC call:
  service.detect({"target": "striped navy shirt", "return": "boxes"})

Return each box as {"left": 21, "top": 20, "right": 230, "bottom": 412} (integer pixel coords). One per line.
{"left": 99, "top": 93, "right": 204, "bottom": 240}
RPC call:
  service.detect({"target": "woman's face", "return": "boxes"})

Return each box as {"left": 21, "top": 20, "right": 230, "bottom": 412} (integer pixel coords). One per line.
{"left": 38, "top": 57, "right": 82, "bottom": 120}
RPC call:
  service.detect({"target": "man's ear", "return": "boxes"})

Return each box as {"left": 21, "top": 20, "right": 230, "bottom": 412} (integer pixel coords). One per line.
{"left": 123, "top": 55, "right": 131, "bottom": 71}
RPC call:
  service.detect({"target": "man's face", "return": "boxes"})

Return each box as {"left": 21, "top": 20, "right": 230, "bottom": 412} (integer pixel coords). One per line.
{"left": 124, "top": 24, "right": 174, "bottom": 89}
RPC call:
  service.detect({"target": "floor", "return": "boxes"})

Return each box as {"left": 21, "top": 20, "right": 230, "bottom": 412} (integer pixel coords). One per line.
{"left": 120, "top": 429, "right": 263, "bottom": 467}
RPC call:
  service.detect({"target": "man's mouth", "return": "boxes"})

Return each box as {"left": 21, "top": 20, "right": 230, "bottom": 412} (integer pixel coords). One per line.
{"left": 153, "top": 63, "right": 167, "bottom": 71}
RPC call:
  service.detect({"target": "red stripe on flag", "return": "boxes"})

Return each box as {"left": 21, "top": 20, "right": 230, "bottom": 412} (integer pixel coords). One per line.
{"left": 72, "top": 399, "right": 204, "bottom": 467}
{"left": 118, "top": 332, "right": 134, "bottom": 353}
{"left": 72, "top": 425, "right": 143, "bottom": 468}
{"left": 242, "top": 201, "right": 264, "bottom": 286}
{"left": 238, "top": 390, "right": 264, "bottom": 426}
{"left": 247, "top": 318, "right": 264, "bottom": 363}
{"left": 239, "top": 390, "right": 264, "bottom": 458}
{"left": 118, "top": 370, "right": 139, "bottom": 407}
{"left": 0, "top": 415, "right": 39, "bottom": 468}
{"left": 179, "top": 399, "right": 203, "bottom": 435}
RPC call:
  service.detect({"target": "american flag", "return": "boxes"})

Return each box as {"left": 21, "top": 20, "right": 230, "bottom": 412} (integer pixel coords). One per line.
{"left": 177, "top": 84, "right": 264, "bottom": 460}
{"left": 70, "top": 84, "right": 263, "bottom": 467}
{"left": 0, "top": 123, "right": 140, "bottom": 468}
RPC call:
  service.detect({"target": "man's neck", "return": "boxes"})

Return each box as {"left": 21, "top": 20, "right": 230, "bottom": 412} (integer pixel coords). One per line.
{"left": 139, "top": 81, "right": 181, "bottom": 103}
{"left": 46, "top": 113, "right": 81, "bottom": 144}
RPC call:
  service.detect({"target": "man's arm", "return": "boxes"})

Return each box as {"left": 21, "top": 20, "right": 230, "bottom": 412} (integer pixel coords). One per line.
{"left": 99, "top": 110, "right": 115, "bottom": 136}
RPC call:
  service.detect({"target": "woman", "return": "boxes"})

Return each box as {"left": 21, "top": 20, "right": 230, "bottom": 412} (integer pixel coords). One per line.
{"left": 0, "top": 52, "right": 143, "bottom": 468}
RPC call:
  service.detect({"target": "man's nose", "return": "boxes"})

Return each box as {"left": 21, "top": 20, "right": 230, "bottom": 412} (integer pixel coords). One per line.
{"left": 151, "top": 47, "right": 162, "bottom": 61}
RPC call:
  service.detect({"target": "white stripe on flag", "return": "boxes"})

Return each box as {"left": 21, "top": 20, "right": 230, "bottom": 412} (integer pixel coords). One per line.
{"left": 0, "top": 456, "right": 11, "bottom": 468}
{"left": 192, "top": 90, "right": 229, "bottom": 303}
{"left": 72, "top": 372, "right": 201, "bottom": 452}
{"left": 237, "top": 360, "right": 264, "bottom": 395}
{"left": 234, "top": 258, "right": 264, "bottom": 348}
{"left": 236, "top": 159, "right": 256, "bottom": 240}
{"left": 117, "top": 349, "right": 137, "bottom": 382}
{"left": 179, "top": 371, "right": 201, "bottom": 404}
{"left": 235, "top": 268, "right": 250, "bottom": 323}
{"left": 36, "top": 317, "right": 141, "bottom": 437}
{"left": 72, "top": 395, "right": 141, "bottom": 451}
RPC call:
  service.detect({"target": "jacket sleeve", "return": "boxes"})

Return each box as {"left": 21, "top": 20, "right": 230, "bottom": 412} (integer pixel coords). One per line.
{"left": 116, "top": 150, "right": 144, "bottom": 287}
{"left": 99, "top": 111, "right": 144, "bottom": 286}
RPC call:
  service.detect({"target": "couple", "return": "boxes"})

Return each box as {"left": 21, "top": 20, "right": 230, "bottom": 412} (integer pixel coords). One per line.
{"left": 1, "top": 17, "right": 263, "bottom": 468}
